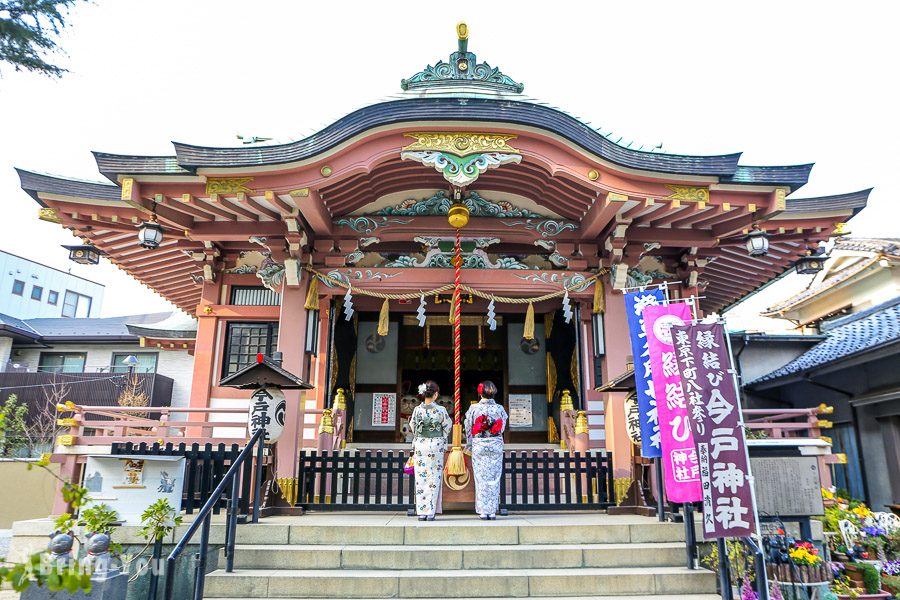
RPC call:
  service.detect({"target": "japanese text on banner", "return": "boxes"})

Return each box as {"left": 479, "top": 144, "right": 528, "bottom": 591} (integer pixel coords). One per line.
{"left": 672, "top": 322, "right": 755, "bottom": 539}
{"left": 623, "top": 290, "right": 665, "bottom": 458}
{"left": 643, "top": 303, "right": 702, "bottom": 503}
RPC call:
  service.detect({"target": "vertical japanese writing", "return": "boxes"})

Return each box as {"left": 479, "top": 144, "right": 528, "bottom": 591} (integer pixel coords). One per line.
{"left": 672, "top": 322, "right": 755, "bottom": 539}
{"left": 623, "top": 290, "right": 665, "bottom": 458}
{"left": 643, "top": 303, "right": 702, "bottom": 503}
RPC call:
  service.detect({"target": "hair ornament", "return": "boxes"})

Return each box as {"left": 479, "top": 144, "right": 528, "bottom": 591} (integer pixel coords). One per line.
{"left": 418, "top": 383, "right": 428, "bottom": 395}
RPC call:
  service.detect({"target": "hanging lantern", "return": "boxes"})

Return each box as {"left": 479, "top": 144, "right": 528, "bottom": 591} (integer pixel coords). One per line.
{"left": 62, "top": 243, "right": 105, "bottom": 265}
{"left": 796, "top": 249, "right": 829, "bottom": 275}
{"left": 743, "top": 226, "right": 769, "bottom": 257}
{"left": 138, "top": 215, "right": 164, "bottom": 249}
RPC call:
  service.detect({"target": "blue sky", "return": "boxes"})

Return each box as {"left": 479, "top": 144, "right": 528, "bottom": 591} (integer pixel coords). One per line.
{"left": 1, "top": 1, "right": 896, "bottom": 317}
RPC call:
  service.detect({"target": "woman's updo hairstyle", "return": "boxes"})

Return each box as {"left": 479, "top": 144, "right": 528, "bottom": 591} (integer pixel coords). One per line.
{"left": 417, "top": 380, "right": 440, "bottom": 400}
{"left": 478, "top": 380, "right": 497, "bottom": 399}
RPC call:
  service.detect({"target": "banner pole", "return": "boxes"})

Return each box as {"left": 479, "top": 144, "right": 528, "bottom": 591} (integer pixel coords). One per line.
{"left": 655, "top": 457, "right": 665, "bottom": 521}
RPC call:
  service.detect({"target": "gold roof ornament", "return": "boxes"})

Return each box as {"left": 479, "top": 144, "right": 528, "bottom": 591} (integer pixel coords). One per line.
{"left": 560, "top": 389, "right": 574, "bottom": 412}
{"left": 833, "top": 222, "right": 851, "bottom": 236}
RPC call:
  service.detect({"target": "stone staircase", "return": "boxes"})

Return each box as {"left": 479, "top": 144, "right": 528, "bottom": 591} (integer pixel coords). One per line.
{"left": 203, "top": 514, "right": 718, "bottom": 599}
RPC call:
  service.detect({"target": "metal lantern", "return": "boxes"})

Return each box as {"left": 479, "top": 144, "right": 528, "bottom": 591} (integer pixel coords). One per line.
{"left": 138, "top": 217, "right": 164, "bottom": 249}
{"left": 743, "top": 227, "right": 769, "bottom": 257}
{"left": 62, "top": 243, "right": 104, "bottom": 265}
{"left": 796, "top": 248, "right": 829, "bottom": 275}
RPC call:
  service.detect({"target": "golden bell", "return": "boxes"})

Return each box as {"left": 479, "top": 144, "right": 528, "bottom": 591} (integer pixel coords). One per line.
{"left": 448, "top": 203, "right": 470, "bottom": 229}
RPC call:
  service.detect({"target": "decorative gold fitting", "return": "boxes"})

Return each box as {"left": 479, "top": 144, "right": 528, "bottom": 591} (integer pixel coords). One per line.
{"left": 276, "top": 477, "right": 299, "bottom": 506}
{"left": 833, "top": 222, "right": 851, "bottom": 236}
{"left": 57, "top": 435, "right": 74, "bottom": 447}
{"left": 560, "top": 389, "right": 574, "bottom": 412}
{"left": 202, "top": 305, "right": 214, "bottom": 315}
{"left": 448, "top": 202, "right": 470, "bottom": 229}
{"left": 319, "top": 409, "right": 334, "bottom": 435}
{"left": 574, "top": 410, "right": 589, "bottom": 435}
{"left": 55, "top": 401, "right": 76, "bottom": 413}
{"left": 819, "top": 435, "right": 833, "bottom": 445}
{"left": 587, "top": 169, "right": 600, "bottom": 181}
{"left": 56, "top": 418, "right": 77, "bottom": 427}
{"left": 333, "top": 388, "right": 346, "bottom": 411}
{"left": 816, "top": 419, "right": 834, "bottom": 429}
{"left": 817, "top": 403, "right": 835, "bottom": 415}
{"left": 38, "top": 208, "right": 62, "bottom": 224}
{"left": 457, "top": 22, "right": 468, "bottom": 40}
{"left": 320, "top": 166, "right": 333, "bottom": 177}
{"left": 834, "top": 453, "right": 848, "bottom": 465}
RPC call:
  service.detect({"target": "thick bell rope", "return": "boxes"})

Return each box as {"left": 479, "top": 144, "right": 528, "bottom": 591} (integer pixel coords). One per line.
{"left": 446, "top": 225, "right": 467, "bottom": 477}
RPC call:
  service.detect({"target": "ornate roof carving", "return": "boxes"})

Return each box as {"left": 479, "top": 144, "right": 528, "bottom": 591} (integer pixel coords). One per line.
{"left": 401, "top": 23, "right": 524, "bottom": 94}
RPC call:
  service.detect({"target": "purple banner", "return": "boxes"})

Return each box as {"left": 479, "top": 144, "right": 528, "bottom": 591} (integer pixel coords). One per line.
{"left": 644, "top": 303, "right": 702, "bottom": 503}
{"left": 623, "top": 290, "right": 665, "bottom": 458}
{"left": 672, "top": 322, "right": 755, "bottom": 539}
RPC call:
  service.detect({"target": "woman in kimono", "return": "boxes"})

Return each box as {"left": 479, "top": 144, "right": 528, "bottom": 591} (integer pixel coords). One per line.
{"left": 410, "top": 380, "right": 452, "bottom": 521}
{"left": 464, "top": 380, "right": 508, "bottom": 520}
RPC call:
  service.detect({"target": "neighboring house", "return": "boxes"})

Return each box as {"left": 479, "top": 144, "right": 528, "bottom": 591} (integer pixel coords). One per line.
{"left": 746, "top": 297, "right": 900, "bottom": 511}
{"left": 761, "top": 238, "right": 900, "bottom": 331}
{"left": 0, "top": 312, "right": 196, "bottom": 411}
{"left": 0, "top": 249, "right": 105, "bottom": 319}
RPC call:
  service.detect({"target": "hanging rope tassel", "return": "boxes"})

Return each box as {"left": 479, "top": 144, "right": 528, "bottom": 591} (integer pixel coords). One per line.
{"left": 523, "top": 302, "right": 536, "bottom": 340}
{"left": 593, "top": 278, "right": 605, "bottom": 314}
{"left": 377, "top": 298, "right": 390, "bottom": 337}
{"left": 304, "top": 275, "right": 319, "bottom": 310}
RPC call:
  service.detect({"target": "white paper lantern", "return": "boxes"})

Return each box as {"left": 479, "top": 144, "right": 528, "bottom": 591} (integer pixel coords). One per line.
{"left": 247, "top": 387, "right": 286, "bottom": 443}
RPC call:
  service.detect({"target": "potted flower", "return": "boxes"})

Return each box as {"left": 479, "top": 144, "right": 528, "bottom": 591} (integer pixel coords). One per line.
{"left": 839, "top": 561, "right": 888, "bottom": 599}
{"left": 787, "top": 541, "right": 830, "bottom": 583}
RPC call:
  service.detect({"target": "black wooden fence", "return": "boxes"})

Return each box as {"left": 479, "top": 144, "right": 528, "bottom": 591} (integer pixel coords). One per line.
{"left": 500, "top": 450, "right": 615, "bottom": 511}
{"left": 297, "top": 450, "right": 414, "bottom": 511}
{"left": 295, "top": 449, "right": 614, "bottom": 512}
{"left": 110, "top": 442, "right": 253, "bottom": 515}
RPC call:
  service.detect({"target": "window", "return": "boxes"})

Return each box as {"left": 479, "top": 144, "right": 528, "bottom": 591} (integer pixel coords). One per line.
{"left": 111, "top": 353, "right": 158, "bottom": 373}
{"left": 38, "top": 353, "right": 86, "bottom": 373}
{"left": 31, "top": 285, "right": 43, "bottom": 301}
{"left": 230, "top": 286, "right": 281, "bottom": 306}
{"left": 11, "top": 280, "right": 24, "bottom": 296}
{"left": 47, "top": 290, "right": 59, "bottom": 305}
{"left": 223, "top": 322, "right": 279, "bottom": 376}
{"left": 62, "top": 290, "right": 92, "bottom": 318}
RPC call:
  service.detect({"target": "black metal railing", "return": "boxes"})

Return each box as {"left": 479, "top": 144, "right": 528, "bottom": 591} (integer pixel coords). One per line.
{"left": 297, "top": 450, "right": 414, "bottom": 511}
{"left": 294, "top": 449, "right": 615, "bottom": 512}
{"left": 717, "top": 536, "right": 769, "bottom": 600}
{"left": 500, "top": 450, "right": 615, "bottom": 510}
{"left": 111, "top": 441, "right": 253, "bottom": 516}
{"left": 159, "top": 428, "right": 265, "bottom": 600}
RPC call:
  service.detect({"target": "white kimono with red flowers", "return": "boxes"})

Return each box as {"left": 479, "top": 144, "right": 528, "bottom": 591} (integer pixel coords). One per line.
{"left": 464, "top": 398, "right": 508, "bottom": 516}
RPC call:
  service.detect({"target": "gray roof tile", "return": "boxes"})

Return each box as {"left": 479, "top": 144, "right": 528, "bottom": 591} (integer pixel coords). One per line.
{"left": 748, "top": 296, "right": 900, "bottom": 386}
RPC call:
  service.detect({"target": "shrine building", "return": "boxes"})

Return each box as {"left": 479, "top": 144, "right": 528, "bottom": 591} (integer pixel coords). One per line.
{"left": 15, "top": 24, "right": 870, "bottom": 484}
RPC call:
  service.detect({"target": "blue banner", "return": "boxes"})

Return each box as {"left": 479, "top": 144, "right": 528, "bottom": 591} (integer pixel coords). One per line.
{"left": 624, "top": 289, "right": 665, "bottom": 458}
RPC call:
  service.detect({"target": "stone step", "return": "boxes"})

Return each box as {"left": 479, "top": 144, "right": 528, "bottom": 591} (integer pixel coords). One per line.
{"left": 209, "top": 597, "right": 721, "bottom": 600}
{"left": 203, "top": 566, "right": 717, "bottom": 598}
{"left": 224, "top": 542, "right": 688, "bottom": 570}
{"left": 285, "top": 522, "right": 686, "bottom": 546}
{"left": 178, "top": 521, "right": 685, "bottom": 547}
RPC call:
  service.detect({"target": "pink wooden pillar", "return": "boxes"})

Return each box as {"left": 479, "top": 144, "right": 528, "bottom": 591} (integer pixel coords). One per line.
{"left": 187, "top": 279, "right": 222, "bottom": 437}
{"left": 275, "top": 276, "right": 310, "bottom": 479}
{"left": 601, "top": 280, "right": 633, "bottom": 480}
